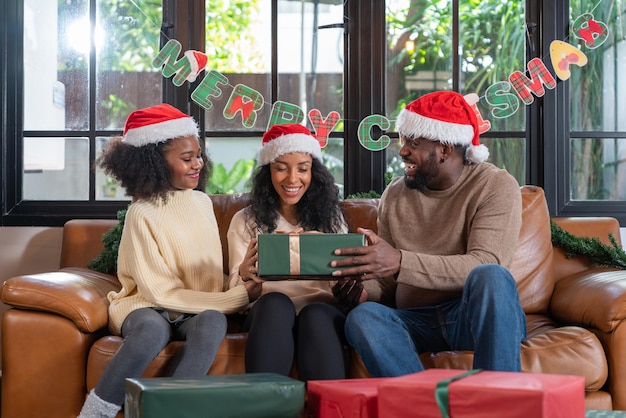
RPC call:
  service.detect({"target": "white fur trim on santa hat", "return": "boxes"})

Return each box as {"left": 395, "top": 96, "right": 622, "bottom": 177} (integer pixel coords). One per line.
{"left": 123, "top": 117, "right": 199, "bottom": 147}
{"left": 396, "top": 109, "right": 475, "bottom": 146}
{"left": 258, "top": 133, "right": 322, "bottom": 165}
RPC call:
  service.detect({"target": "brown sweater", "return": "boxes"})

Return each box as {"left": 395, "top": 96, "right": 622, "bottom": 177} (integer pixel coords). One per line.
{"left": 378, "top": 163, "right": 522, "bottom": 309}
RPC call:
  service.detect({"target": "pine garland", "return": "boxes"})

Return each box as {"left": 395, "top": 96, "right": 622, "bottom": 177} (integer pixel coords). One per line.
{"left": 87, "top": 208, "right": 127, "bottom": 275}
{"left": 550, "top": 220, "right": 626, "bottom": 270}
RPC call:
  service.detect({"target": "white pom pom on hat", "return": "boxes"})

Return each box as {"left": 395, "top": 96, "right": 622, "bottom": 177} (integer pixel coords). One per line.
{"left": 122, "top": 104, "right": 199, "bottom": 147}
{"left": 258, "top": 124, "right": 322, "bottom": 165}
{"left": 396, "top": 91, "right": 489, "bottom": 164}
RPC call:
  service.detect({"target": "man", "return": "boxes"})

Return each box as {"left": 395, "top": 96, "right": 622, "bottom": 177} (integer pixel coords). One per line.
{"left": 331, "top": 90, "right": 525, "bottom": 377}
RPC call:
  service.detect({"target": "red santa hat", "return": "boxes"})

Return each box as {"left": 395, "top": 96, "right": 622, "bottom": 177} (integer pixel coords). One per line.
{"left": 184, "top": 50, "right": 208, "bottom": 83}
{"left": 122, "top": 104, "right": 199, "bottom": 147}
{"left": 396, "top": 91, "right": 489, "bottom": 164}
{"left": 258, "top": 124, "right": 322, "bottom": 165}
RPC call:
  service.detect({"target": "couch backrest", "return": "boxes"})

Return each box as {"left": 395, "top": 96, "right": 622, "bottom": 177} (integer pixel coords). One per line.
{"left": 508, "top": 185, "right": 554, "bottom": 314}
{"left": 210, "top": 194, "right": 251, "bottom": 275}
{"left": 62, "top": 187, "right": 556, "bottom": 315}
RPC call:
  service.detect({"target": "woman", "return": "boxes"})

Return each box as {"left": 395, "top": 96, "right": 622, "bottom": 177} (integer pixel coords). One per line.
{"left": 227, "top": 123, "right": 349, "bottom": 381}
{"left": 78, "top": 104, "right": 261, "bottom": 418}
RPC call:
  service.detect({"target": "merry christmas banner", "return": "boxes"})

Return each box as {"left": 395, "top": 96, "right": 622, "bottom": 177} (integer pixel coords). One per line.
{"left": 153, "top": 13, "right": 609, "bottom": 152}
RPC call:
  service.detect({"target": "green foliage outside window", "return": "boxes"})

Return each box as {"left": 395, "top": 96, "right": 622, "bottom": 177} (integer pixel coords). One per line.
{"left": 385, "top": 1, "right": 526, "bottom": 185}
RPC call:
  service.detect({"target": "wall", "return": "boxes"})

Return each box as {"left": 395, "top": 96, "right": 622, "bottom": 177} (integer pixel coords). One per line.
{"left": 0, "top": 226, "right": 64, "bottom": 364}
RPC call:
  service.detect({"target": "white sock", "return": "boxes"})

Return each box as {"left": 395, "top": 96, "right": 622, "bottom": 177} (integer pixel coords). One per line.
{"left": 77, "top": 389, "right": 121, "bottom": 418}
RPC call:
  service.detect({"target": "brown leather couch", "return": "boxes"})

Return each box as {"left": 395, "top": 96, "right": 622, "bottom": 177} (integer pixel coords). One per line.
{"left": 2, "top": 185, "right": 625, "bottom": 417}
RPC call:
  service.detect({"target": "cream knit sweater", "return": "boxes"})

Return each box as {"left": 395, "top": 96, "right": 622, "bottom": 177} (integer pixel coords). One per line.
{"left": 107, "top": 189, "right": 249, "bottom": 335}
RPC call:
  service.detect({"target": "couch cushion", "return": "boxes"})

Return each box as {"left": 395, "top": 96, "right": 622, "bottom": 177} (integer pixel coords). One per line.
{"left": 416, "top": 314, "right": 607, "bottom": 391}
{"left": 86, "top": 333, "right": 248, "bottom": 391}
{"left": 509, "top": 186, "right": 554, "bottom": 314}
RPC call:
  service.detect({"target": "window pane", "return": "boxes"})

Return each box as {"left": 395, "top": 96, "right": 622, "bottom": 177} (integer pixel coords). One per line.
{"left": 481, "top": 137, "right": 526, "bottom": 186}
{"left": 25, "top": 0, "right": 88, "bottom": 131}
{"left": 385, "top": 1, "right": 526, "bottom": 182}
{"left": 204, "top": 0, "right": 345, "bottom": 195}
{"left": 277, "top": 0, "right": 344, "bottom": 124}
{"left": 204, "top": 0, "right": 271, "bottom": 130}
{"left": 205, "top": 137, "right": 259, "bottom": 194}
{"left": 460, "top": 0, "right": 526, "bottom": 132}
{"left": 570, "top": 138, "right": 626, "bottom": 201}
{"left": 96, "top": 137, "right": 128, "bottom": 200}
{"left": 385, "top": 1, "right": 453, "bottom": 120}
{"left": 569, "top": 1, "right": 620, "bottom": 132}
{"left": 569, "top": 2, "right": 626, "bottom": 202}
{"left": 96, "top": 1, "right": 162, "bottom": 130}
{"left": 23, "top": 138, "right": 90, "bottom": 200}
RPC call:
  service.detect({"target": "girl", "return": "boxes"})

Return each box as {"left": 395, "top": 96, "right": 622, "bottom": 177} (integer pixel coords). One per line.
{"left": 78, "top": 104, "right": 261, "bottom": 418}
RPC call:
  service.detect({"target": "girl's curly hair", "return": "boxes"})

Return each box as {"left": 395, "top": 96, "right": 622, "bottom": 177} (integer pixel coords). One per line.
{"left": 96, "top": 136, "right": 212, "bottom": 202}
{"left": 247, "top": 158, "right": 344, "bottom": 233}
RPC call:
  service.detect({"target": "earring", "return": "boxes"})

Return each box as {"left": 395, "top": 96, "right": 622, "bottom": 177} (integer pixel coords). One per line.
{"left": 440, "top": 157, "right": 445, "bottom": 163}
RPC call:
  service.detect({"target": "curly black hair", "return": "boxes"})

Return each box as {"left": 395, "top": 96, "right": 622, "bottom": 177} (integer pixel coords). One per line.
{"left": 95, "top": 136, "right": 212, "bottom": 202}
{"left": 247, "top": 158, "right": 344, "bottom": 233}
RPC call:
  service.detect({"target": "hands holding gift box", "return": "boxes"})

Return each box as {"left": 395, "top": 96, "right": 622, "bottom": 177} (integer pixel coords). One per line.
{"left": 330, "top": 227, "right": 402, "bottom": 279}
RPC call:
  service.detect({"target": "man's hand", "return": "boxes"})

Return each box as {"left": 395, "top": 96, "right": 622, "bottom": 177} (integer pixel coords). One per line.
{"left": 332, "top": 277, "right": 367, "bottom": 310}
{"left": 330, "top": 228, "right": 401, "bottom": 279}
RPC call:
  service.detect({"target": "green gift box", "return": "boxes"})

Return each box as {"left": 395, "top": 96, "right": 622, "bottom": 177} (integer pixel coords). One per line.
{"left": 257, "top": 233, "right": 365, "bottom": 278}
{"left": 124, "top": 373, "right": 305, "bottom": 418}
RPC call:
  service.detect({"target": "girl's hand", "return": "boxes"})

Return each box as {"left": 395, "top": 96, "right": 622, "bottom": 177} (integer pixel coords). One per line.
{"left": 239, "top": 238, "right": 259, "bottom": 283}
{"left": 244, "top": 279, "right": 263, "bottom": 302}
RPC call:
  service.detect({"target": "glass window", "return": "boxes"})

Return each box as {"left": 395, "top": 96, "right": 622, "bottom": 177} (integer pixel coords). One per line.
{"left": 568, "top": 2, "right": 626, "bottom": 201}
{"left": 384, "top": 0, "right": 526, "bottom": 186}
{"left": 22, "top": 0, "right": 162, "bottom": 201}
{"left": 203, "top": 0, "right": 345, "bottom": 195}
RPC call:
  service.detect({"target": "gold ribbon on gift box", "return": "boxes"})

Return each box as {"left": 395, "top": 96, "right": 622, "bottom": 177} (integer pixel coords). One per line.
{"left": 275, "top": 228, "right": 322, "bottom": 275}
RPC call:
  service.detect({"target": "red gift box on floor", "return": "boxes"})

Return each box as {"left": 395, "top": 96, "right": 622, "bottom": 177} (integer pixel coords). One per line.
{"left": 307, "top": 378, "right": 390, "bottom": 418}
{"left": 377, "top": 369, "right": 585, "bottom": 418}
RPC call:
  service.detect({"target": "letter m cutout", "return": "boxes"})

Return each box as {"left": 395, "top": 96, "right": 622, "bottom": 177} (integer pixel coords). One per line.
{"left": 152, "top": 39, "right": 194, "bottom": 87}
{"left": 508, "top": 58, "right": 557, "bottom": 105}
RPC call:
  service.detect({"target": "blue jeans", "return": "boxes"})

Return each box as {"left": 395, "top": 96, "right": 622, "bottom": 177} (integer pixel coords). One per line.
{"left": 345, "top": 264, "right": 526, "bottom": 377}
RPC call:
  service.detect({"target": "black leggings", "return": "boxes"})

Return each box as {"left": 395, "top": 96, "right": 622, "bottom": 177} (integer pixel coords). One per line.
{"left": 243, "top": 292, "right": 347, "bottom": 381}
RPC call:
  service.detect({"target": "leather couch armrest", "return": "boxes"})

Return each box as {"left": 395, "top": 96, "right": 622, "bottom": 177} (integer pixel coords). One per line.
{"left": 1, "top": 267, "right": 121, "bottom": 333}
{"left": 550, "top": 267, "right": 626, "bottom": 333}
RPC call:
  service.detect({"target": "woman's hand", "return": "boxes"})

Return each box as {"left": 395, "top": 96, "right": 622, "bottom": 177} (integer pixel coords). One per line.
{"left": 332, "top": 277, "right": 368, "bottom": 310}
{"left": 239, "top": 238, "right": 259, "bottom": 282}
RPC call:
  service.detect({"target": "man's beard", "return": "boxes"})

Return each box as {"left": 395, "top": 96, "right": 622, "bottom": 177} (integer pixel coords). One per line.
{"left": 403, "top": 151, "right": 439, "bottom": 190}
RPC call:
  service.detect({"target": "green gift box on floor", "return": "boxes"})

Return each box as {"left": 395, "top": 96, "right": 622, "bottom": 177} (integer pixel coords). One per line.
{"left": 124, "top": 373, "right": 305, "bottom": 418}
{"left": 257, "top": 233, "right": 366, "bottom": 278}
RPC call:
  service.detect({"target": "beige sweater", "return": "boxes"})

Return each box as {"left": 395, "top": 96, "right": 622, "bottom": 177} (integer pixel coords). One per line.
{"left": 107, "top": 189, "right": 249, "bottom": 335}
{"left": 378, "top": 163, "right": 522, "bottom": 309}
